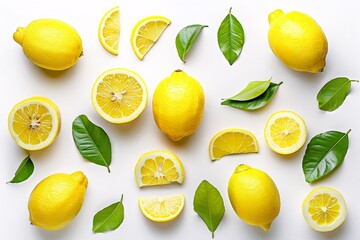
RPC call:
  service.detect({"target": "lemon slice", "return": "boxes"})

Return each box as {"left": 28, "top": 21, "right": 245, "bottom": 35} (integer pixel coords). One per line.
{"left": 130, "top": 16, "right": 171, "bottom": 60}
{"left": 209, "top": 128, "right": 258, "bottom": 160}
{"left": 8, "top": 96, "right": 61, "bottom": 151}
{"left": 139, "top": 193, "right": 185, "bottom": 222}
{"left": 91, "top": 68, "right": 148, "bottom": 124}
{"left": 302, "top": 187, "right": 347, "bottom": 232}
{"left": 134, "top": 150, "right": 184, "bottom": 187}
{"left": 264, "top": 110, "right": 307, "bottom": 154}
{"left": 98, "top": 6, "right": 120, "bottom": 55}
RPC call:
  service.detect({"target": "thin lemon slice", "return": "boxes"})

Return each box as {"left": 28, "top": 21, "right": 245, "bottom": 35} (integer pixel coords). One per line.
{"left": 264, "top": 110, "right": 307, "bottom": 154}
{"left": 302, "top": 187, "right": 347, "bottom": 232}
{"left": 91, "top": 68, "right": 148, "bottom": 124}
{"left": 209, "top": 128, "right": 258, "bottom": 160}
{"left": 98, "top": 6, "right": 120, "bottom": 55}
{"left": 134, "top": 150, "right": 184, "bottom": 187}
{"left": 139, "top": 193, "right": 185, "bottom": 222}
{"left": 130, "top": 16, "right": 171, "bottom": 60}
{"left": 8, "top": 96, "right": 61, "bottom": 151}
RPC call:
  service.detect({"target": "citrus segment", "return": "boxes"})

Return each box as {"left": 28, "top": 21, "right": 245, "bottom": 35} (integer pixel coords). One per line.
{"left": 134, "top": 150, "right": 184, "bottom": 187}
{"left": 139, "top": 193, "right": 185, "bottom": 222}
{"left": 264, "top": 110, "right": 307, "bottom": 154}
{"left": 130, "top": 16, "right": 171, "bottom": 60}
{"left": 8, "top": 96, "right": 61, "bottom": 151}
{"left": 209, "top": 128, "right": 258, "bottom": 160}
{"left": 91, "top": 68, "right": 148, "bottom": 124}
{"left": 98, "top": 6, "right": 120, "bottom": 55}
{"left": 302, "top": 187, "right": 347, "bottom": 232}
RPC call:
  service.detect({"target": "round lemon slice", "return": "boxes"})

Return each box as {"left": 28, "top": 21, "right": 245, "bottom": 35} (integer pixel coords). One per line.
{"left": 134, "top": 150, "right": 184, "bottom": 187}
{"left": 8, "top": 96, "right": 61, "bottom": 151}
{"left": 209, "top": 128, "right": 258, "bottom": 160}
{"left": 302, "top": 187, "right": 347, "bottom": 232}
{"left": 130, "top": 16, "right": 171, "bottom": 60}
{"left": 98, "top": 6, "right": 120, "bottom": 55}
{"left": 264, "top": 110, "right": 307, "bottom": 154}
{"left": 91, "top": 68, "right": 148, "bottom": 124}
{"left": 139, "top": 193, "right": 185, "bottom": 222}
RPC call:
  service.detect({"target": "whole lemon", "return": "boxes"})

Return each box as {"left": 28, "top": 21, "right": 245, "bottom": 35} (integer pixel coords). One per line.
{"left": 268, "top": 9, "right": 328, "bottom": 73}
{"left": 28, "top": 171, "right": 88, "bottom": 230}
{"left": 228, "top": 164, "right": 280, "bottom": 231}
{"left": 13, "top": 19, "right": 83, "bottom": 71}
{"left": 152, "top": 70, "right": 205, "bottom": 141}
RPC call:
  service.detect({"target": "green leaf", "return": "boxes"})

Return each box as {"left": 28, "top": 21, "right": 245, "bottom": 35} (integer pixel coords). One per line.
{"left": 194, "top": 180, "right": 225, "bottom": 238}
{"left": 72, "top": 114, "right": 111, "bottom": 172}
{"left": 302, "top": 130, "right": 350, "bottom": 183}
{"left": 217, "top": 8, "right": 245, "bottom": 65}
{"left": 176, "top": 24, "right": 208, "bottom": 63}
{"left": 222, "top": 82, "right": 282, "bottom": 110}
{"left": 228, "top": 79, "right": 271, "bottom": 101}
{"left": 7, "top": 156, "right": 34, "bottom": 184}
{"left": 93, "top": 195, "right": 124, "bottom": 233}
{"left": 317, "top": 77, "right": 358, "bottom": 112}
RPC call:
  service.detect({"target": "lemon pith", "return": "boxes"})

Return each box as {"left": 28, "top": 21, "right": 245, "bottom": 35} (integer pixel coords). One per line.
{"left": 98, "top": 6, "right": 120, "bottom": 55}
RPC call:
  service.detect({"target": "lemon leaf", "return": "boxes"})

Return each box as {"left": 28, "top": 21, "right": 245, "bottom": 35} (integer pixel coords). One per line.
{"left": 93, "top": 195, "right": 124, "bottom": 233}
{"left": 72, "top": 114, "right": 111, "bottom": 172}
{"left": 217, "top": 7, "right": 245, "bottom": 65}
{"left": 7, "top": 155, "right": 34, "bottom": 184}
{"left": 194, "top": 180, "right": 225, "bottom": 238}
{"left": 302, "top": 130, "right": 350, "bottom": 183}
{"left": 228, "top": 79, "right": 271, "bottom": 101}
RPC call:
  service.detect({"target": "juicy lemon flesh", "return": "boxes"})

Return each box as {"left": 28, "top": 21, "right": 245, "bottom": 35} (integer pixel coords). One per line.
{"left": 95, "top": 73, "right": 143, "bottom": 119}
{"left": 270, "top": 117, "right": 301, "bottom": 148}
{"left": 12, "top": 104, "right": 53, "bottom": 145}
{"left": 210, "top": 129, "right": 258, "bottom": 160}
{"left": 136, "top": 20, "right": 168, "bottom": 56}
{"left": 140, "top": 156, "right": 179, "bottom": 185}
{"left": 139, "top": 194, "right": 184, "bottom": 222}
{"left": 308, "top": 193, "right": 340, "bottom": 226}
{"left": 99, "top": 7, "right": 119, "bottom": 54}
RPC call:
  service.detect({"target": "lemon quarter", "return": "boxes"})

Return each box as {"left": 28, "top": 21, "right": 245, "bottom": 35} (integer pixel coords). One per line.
{"left": 98, "top": 6, "right": 120, "bottom": 55}
{"left": 8, "top": 96, "right": 61, "bottom": 151}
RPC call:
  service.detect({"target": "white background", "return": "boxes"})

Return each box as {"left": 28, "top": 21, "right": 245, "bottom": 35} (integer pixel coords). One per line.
{"left": 1, "top": 0, "right": 360, "bottom": 239}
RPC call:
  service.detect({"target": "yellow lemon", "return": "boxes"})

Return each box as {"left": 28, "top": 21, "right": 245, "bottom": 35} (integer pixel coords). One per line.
{"left": 98, "top": 6, "right": 120, "bottom": 55}
{"left": 228, "top": 164, "right": 280, "bottom": 231}
{"left": 13, "top": 19, "right": 83, "bottom": 71}
{"left": 268, "top": 9, "right": 328, "bottom": 73}
{"left": 28, "top": 171, "right": 88, "bottom": 230}
{"left": 302, "top": 187, "right": 347, "bottom": 232}
{"left": 152, "top": 70, "right": 205, "bottom": 141}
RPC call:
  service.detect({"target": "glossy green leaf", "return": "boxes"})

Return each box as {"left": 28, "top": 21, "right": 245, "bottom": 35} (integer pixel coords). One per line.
{"left": 194, "top": 180, "right": 225, "bottom": 238}
{"left": 302, "top": 130, "right": 350, "bottom": 183}
{"left": 228, "top": 79, "right": 271, "bottom": 101}
{"left": 221, "top": 82, "right": 282, "bottom": 110}
{"left": 317, "top": 77, "right": 358, "bottom": 112}
{"left": 72, "top": 114, "right": 111, "bottom": 172}
{"left": 93, "top": 195, "right": 124, "bottom": 233}
{"left": 7, "top": 156, "right": 34, "bottom": 184}
{"left": 176, "top": 24, "right": 208, "bottom": 63}
{"left": 217, "top": 8, "right": 245, "bottom": 65}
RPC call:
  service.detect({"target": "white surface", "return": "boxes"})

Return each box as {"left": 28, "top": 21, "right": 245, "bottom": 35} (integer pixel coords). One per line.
{"left": 1, "top": 0, "right": 360, "bottom": 239}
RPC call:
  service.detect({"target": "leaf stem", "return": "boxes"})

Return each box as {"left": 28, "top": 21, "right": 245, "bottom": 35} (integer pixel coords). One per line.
{"left": 350, "top": 80, "right": 359, "bottom": 83}
{"left": 120, "top": 194, "right": 124, "bottom": 203}
{"left": 107, "top": 165, "right": 111, "bottom": 173}
{"left": 346, "top": 129, "right": 352, "bottom": 135}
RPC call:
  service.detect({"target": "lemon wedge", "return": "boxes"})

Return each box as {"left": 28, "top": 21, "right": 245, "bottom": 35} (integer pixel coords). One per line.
{"left": 139, "top": 193, "right": 185, "bottom": 222}
{"left": 8, "top": 96, "right": 61, "bottom": 151}
{"left": 302, "top": 187, "right": 347, "bottom": 232}
{"left": 91, "top": 68, "right": 148, "bottom": 124}
{"left": 264, "top": 110, "right": 307, "bottom": 154}
{"left": 130, "top": 16, "right": 171, "bottom": 60}
{"left": 98, "top": 6, "right": 120, "bottom": 55}
{"left": 209, "top": 128, "right": 258, "bottom": 160}
{"left": 134, "top": 150, "right": 184, "bottom": 187}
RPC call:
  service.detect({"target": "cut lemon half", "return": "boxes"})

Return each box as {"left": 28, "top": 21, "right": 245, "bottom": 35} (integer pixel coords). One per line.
{"left": 264, "top": 110, "right": 307, "bottom": 154}
{"left": 8, "top": 96, "right": 61, "bottom": 151}
{"left": 134, "top": 150, "right": 184, "bottom": 187}
{"left": 91, "top": 68, "right": 148, "bottom": 124}
{"left": 302, "top": 187, "right": 347, "bottom": 232}
{"left": 98, "top": 6, "right": 120, "bottom": 55}
{"left": 130, "top": 16, "right": 171, "bottom": 60}
{"left": 209, "top": 128, "right": 258, "bottom": 160}
{"left": 139, "top": 193, "right": 185, "bottom": 222}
